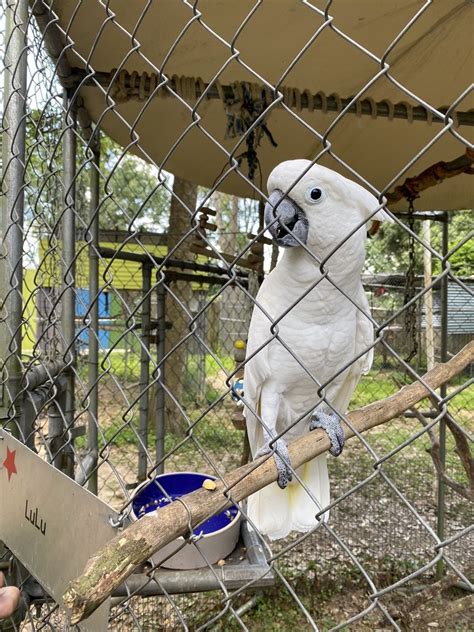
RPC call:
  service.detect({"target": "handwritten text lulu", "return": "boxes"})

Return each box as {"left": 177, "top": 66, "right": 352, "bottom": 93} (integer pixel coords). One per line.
{"left": 25, "top": 499, "right": 47, "bottom": 535}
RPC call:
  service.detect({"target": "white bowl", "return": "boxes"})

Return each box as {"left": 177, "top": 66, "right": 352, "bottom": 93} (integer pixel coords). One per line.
{"left": 131, "top": 472, "right": 241, "bottom": 570}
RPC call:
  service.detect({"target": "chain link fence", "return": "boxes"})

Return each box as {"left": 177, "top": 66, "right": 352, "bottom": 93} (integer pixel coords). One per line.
{"left": 1, "top": 1, "right": 473, "bottom": 630}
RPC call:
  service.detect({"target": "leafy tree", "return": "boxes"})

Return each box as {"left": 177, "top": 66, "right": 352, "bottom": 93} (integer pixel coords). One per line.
{"left": 99, "top": 135, "right": 170, "bottom": 231}
{"left": 432, "top": 210, "right": 474, "bottom": 277}
{"left": 366, "top": 210, "right": 473, "bottom": 277}
{"left": 20, "top": 109, "right": 171, "bottom": 234}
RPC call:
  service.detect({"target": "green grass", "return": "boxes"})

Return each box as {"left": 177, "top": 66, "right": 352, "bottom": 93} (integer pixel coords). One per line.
{"left": 351, "top": 370, "right": 401, "bottom": 408}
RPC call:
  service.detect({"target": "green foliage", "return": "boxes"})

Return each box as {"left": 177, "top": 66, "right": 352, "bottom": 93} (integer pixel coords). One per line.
{"left": 366, "top": 210, "right": 473, "bottom": 276}
{"left": 100, "top": 135, "right": 171, "bottom": 231}
{"left": 24, "top": 109, "right": 65, "bottom": 230}
{"left": 449, "top": 236, "right": 474, "bottom": 276}
{"left": 22, "top": 110, "right": 171, "bottom": 233}
{"left": 366, "top": 220, "right": 414, "bottom": 273}
{"left": 444, "top": 212, "right": 474, "bottom": 276}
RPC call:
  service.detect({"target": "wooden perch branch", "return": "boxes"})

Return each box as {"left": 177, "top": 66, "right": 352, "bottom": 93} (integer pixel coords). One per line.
{"left": 386, "top": 148, "right": 474, "bottom": 205}
{"left": 63, "top": 342, "right": 474, "bottom": 623}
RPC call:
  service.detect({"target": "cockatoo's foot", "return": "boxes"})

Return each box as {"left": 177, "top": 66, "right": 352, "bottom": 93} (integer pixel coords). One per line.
{"left": 310, "top": 411, "right": 345, "bottom": 456}
{"left": 255, "top": 436, "right": 293, "bottom": 489}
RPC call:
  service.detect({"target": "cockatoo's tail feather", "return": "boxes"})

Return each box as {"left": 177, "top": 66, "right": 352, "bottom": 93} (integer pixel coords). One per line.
{"left": 247, "top": 455, "right": 330, "bottom": 541}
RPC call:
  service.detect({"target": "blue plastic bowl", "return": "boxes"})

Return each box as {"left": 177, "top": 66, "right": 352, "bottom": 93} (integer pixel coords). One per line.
{"left": 131, "top": 472, "right": 241, "bottom": 569}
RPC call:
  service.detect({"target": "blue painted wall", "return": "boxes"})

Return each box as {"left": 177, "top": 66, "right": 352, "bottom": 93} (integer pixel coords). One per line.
{"left": 76, "top": 289, "right": 111, "bottom": 349}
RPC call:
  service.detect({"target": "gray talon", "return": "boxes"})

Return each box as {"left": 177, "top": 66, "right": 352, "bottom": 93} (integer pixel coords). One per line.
{"left": 255, "top": 435, "right": 293, "bottom": 489}
{"left": 310, "top": 411, "right": 345, "bottom": 456}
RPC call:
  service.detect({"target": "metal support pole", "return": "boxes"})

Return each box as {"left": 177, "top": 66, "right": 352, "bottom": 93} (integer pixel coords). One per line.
{"left": 422, "top": 220, "right": 435, "bottom": 370}
{"left": 155, "top": 282, "right": 166, "bottom": 474}
{"left": 196, "top": 293, "right": 206, "bottom": 403}
{"left": 75, "top": 451, "right": 99, "bottom": 487}
{"left": 86, "top": 138, "right": 100, "bottom": 493}
{"left": 52, "top": 92, "right": 77, "bottom": 477}
{"left": 138, "top": 264, "right": 152, "bottom": 482}
{"left": 436, "top": 212, "right": 449, "bottom": 579}
{"left": 22, "top": 359, "right": 67, "bottom": 391}
{"left": 48, "top": 388, "right": 68, "bottom": 470}
{"left": 0, "top": 0, "right": 28, "bottom": 437}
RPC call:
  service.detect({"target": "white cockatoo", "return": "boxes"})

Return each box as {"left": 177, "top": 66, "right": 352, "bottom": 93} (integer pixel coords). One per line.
{"left": 243, "top": 160, "right": 392, "bottom": 540}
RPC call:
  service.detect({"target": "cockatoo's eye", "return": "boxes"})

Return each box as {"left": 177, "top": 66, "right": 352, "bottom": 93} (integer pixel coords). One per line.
{"left": 305, "top": 186, "right": 324, "bottom": 204}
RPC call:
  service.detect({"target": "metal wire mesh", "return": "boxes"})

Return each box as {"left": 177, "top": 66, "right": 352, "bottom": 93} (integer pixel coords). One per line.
{"left": 1, "top": 1, "right": 473, "bottom": 630}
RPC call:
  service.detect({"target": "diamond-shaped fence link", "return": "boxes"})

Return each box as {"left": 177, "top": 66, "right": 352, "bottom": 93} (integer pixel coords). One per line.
{"left": 1, "top": 1, "right": 473, "bottom": 630}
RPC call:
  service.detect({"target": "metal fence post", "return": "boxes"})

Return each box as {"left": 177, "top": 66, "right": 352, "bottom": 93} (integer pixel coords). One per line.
{"left": 86, "top": 136, "right": 100, "bottom": 493}
{"left": 436, "top": 212, "right": 450, "bottom": 579}
{"left": 155, "top": 281, "right": 166, "bottom": 474}
{"left": 1, "top": 0, "right": 28, "bottom": 438}
{"left": 138, "top": 263, "right": 152, "bottom": 482}
{"left": 196, "top": 292, "right": 207, "bottom": 402}
{"left": 49, "top": 91, "right": 77, "bottom": 477}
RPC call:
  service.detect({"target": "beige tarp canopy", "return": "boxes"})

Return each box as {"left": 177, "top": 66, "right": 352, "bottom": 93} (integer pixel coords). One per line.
{"left": 48, "top": 0, "right": 473, "bottom": 210}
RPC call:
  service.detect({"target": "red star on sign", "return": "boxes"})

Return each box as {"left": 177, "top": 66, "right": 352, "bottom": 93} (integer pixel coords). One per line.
{"left": 3, "top": 447, "right": 17, "bottom": 481}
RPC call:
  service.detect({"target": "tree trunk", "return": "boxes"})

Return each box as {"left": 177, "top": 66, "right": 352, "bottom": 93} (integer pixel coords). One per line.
{"left": 162, "top": 176, "right": 197, "bottom": 433}
{"left": 216, "top": 193, "right": 238, "bottom": 255}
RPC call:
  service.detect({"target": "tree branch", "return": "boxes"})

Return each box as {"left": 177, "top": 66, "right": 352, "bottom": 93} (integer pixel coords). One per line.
{"left": 63, "top": 341, "right": 474, "bottom": 623}
{"left": 408, "top": 407, "right": 473, "bottom": 502}
{"left": 445, "top": 413, "right": 474, "bottom": 495}
{"left": 386, "top": 571, "right": 473, "bottom": 629}
{"left": 389, "top": 573, "right": 459, "bottom": 626}
{"left": 405, "top": 593, "right": 473, "bottom": 629}
{"left": 429, "top": 396, "right": 474, "bottom": 498}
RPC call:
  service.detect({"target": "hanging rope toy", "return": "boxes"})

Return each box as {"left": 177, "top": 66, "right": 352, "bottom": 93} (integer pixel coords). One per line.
{"left": 221, "top": 82, "right": 277, "bottom": 181}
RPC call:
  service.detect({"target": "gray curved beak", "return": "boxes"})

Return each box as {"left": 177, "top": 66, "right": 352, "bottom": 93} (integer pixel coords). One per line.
{"left": 264, "top": 189, "right": 308, "bottom": 248}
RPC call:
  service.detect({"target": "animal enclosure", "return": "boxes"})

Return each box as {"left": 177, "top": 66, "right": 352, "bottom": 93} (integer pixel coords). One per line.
{"left": 1, "top": 1, "right": 473, "bottom": 630}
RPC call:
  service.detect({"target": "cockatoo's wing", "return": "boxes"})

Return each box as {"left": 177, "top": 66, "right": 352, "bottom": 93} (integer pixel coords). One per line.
{"left": 355, "top": 284, "right": 375, "bottom": 376}
{"left": 288, "top": 285, "right": 374, "bottom": 536}
{"left": 242, "top": 307, "right": 272, "bottom": 458}
{"left": 324, "top": 284, "right": 374, "bottom": 414}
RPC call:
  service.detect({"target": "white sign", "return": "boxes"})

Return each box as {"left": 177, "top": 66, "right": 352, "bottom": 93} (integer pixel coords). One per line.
{"left": 0, "top": 430, "right": 120, "bottom": 631}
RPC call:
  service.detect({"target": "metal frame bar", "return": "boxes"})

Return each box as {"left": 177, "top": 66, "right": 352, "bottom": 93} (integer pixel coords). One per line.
{"left": 1, "top": 0, "right": 28, "bottom": 436}
{"left": 86, "top": 137, "right": 101, "bottom": 493}
{"left": 138, "top": 264, "right": 152, "bottom": 482}
{"left": 155, "top": 282, "right": 166, "bottom": 474}
{"left": 436, "top": 212, "right": 450, "bottom": 579}
{"left": 97, "top": 246, "right": 249, "bottom": 279}
{"left": 75, "top": 451, "right": 99, "bottom": 487}
{"left": 22, "top": 360, "right": 67, "bottom": 391}
{"left": 53, "top": 90, "right": 77, "bottom": 478}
